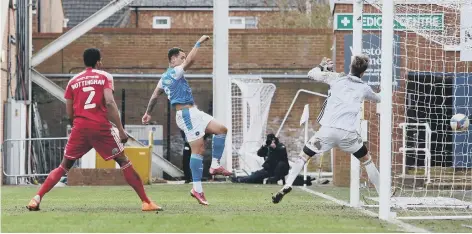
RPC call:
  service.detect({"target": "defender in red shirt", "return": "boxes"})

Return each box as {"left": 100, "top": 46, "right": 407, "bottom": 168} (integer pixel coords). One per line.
{"left": 27, "top": 48, "right": 162, "bottom": 212}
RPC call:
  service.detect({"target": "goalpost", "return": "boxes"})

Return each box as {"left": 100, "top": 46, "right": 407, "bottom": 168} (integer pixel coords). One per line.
{"left": 350, "top": 0, "right": 472, "bottom": 220}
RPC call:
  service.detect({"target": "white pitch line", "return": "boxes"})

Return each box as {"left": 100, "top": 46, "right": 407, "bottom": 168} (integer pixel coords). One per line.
{"left": 299, "top": 187, "right": 429, "bottom": 233}
{"left": 462, "top": 224, "right": 472, "bottom": 229}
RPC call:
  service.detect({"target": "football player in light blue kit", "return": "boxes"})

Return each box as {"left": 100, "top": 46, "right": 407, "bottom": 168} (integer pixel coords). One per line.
{"left": 142, "top": 35, "right": 231, "bottom": 206}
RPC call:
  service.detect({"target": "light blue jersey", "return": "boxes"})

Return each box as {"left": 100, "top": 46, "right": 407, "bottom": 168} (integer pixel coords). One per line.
{"left": 158, "top": 65, "right": 195, "bottom": 106}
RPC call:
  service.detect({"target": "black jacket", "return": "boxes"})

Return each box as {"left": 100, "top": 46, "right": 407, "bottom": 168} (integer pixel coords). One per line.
{"left": 257, "top": 143, "right": 289, "bottom": 173}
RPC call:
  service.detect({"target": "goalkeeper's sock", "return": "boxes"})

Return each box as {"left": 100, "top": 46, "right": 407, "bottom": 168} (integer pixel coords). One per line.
{"left": 363, "top": 157, "right": 380, "bottom": 194}
{"left": 121, "top": 161, "right": 151, "bottom": 203}
{"left": 190, "top": 154, "right": 204, "bottom": 193}
{"left": 211, "top": 134, "right": 226, "bottom": 168}
{"left": 283, "top": 155, "right": 307, "bottom": 188}
{"left": 37, "top": 165, "right": 68, "bottom": 199}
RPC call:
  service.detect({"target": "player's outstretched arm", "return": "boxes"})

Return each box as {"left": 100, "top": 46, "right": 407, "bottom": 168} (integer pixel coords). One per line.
{"left": 364, "top": 86, "right": 382, "bottom": 103}
{"left": 180, "top": 35, "right": 210, "bottom": 71}
{"left": 142, "top": 80, "right": 165, "bottom": 124}
{"left": 104, "top": 88, "right": 128, "bottom": 142}
{"left": 307, "top": 57, "right": 342, "bottom": 84}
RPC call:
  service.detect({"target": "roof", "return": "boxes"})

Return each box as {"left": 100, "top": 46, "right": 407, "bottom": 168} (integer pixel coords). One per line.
{"left": 129, "top": 0, "right": 299, "bottom": 8}
{"left": 62, "top": 0, "right": 127, "bottom": 28}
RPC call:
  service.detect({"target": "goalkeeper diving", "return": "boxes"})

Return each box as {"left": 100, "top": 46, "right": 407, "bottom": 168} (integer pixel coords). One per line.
{"left": 272, "top": 55, "right": 382, "bottom": 203}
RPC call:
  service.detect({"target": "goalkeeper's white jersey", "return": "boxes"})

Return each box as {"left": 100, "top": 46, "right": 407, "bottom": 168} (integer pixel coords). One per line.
{"left": 308, "top": 67, "right": 381, "bottom": 132}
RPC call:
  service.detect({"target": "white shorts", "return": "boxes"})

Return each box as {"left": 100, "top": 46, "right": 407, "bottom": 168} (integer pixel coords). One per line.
{"left": 176, "top": 107, "right": 214, "bottom": 142}
{"left": 305, "top": 126, "right": 364, "bottom": 154}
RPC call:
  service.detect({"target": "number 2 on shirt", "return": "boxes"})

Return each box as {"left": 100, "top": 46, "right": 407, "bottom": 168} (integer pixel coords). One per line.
{"left": 83, "top": 87, "right": 96, "bottom": 109}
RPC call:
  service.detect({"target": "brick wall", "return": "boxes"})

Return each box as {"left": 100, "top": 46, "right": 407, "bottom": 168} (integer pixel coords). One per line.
{"left": 34, "top": 28, "right": 332, "bottom": 74}
{"left": 32, "top": 28, "right": 333, "bottom": 172}
{"left": 32, "top": 11, "right": 38, "bottom": 33}
{"left": 333, "top": 4, "right": 472, "bottom": 186}
{"left": 128, "top": 10, "right": 305, "bottom": 29}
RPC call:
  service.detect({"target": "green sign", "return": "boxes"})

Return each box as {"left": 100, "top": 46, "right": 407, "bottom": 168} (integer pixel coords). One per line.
{"left": 335, "top": 13, "right": 444, "bottom": 31}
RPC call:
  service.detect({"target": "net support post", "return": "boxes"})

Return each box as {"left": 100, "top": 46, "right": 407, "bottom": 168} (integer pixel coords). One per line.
{"left": 379, "top": 0, "right": 394, "bottom": 221}
{"left": 213, "top": 0, "right": 232, "bottom": 171}
{"left": 350, "top": 0, "right": 363, "bottom": 208}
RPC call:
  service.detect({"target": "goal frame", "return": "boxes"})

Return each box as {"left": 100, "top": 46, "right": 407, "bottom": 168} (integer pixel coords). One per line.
{"left": 229, "top": 75, "right": 277, "bottom": 175}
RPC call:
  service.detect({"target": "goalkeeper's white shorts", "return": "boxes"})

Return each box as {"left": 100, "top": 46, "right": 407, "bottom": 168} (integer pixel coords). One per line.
{"left": 305, "top": 126, "right": 363, "bottom": 154}
{"left": 176, "top": 106, "right": 214, "bottom": 142}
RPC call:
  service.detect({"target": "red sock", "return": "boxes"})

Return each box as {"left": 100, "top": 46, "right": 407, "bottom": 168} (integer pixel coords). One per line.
{"left": 37, "top": 166, "right": 67, "bottom": 199}
{"left": 121, "top": 162, "right": 151, "bottom": 203}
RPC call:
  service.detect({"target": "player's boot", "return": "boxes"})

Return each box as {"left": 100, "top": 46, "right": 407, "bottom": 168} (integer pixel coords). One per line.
{"left": 26, "top": 195, "right": 41, "bottom": 211}
{"left": 272, "top": 186, "right": 292, "bottom": 204}
{"left": 142, "top": 201, "right": 163, "bottom": 211}
{"left": 209, "top": 166, "right": 232, "bottom": 176}
{"left": 190, "top": 189, "right": 209, "bottom": 206}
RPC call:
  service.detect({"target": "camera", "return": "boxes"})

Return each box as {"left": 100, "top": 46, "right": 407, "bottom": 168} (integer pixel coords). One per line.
{"left": 265, "top": 134, "right": 276, "bottom": 146}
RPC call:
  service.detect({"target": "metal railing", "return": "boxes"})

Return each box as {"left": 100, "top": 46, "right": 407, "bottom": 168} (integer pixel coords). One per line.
{"left": 2, "top": 137, "right": 68, "bottom": 184}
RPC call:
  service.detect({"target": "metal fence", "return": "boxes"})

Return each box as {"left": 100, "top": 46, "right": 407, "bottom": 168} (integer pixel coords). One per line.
{"left": 2, "top": 137, "right": 68, "bottom": 184}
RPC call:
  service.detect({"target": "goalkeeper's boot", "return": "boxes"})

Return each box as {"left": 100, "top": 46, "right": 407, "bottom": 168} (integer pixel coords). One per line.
{"left": 209, "top": 166, "right": 232, "bottom": 176}
{"left": 26, "top": 195, "right": 41, "bottom": 211}
{"left": 272, "top": 186, "right": 292, "bottom": 204}
{"left": 142, "top": 201, "right": 163, "bottom": 212}
{"left": 190, "top": 189, "right": 209, "bottom": 206}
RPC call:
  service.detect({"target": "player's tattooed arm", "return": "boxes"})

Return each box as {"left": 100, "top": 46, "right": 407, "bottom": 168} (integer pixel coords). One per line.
{"left": 65, "top": 99, "right": 74, "bottom": 126}
{"left": 145, "top": 86, "right": 164, "bottom": 114}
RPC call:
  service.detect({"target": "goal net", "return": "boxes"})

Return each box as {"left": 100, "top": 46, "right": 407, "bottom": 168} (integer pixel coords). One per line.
{"left": 357, "top": 0, "right": 472, "bottom": 219}
{"left": 231, "top": 76, "right": 276, "bottom": 176}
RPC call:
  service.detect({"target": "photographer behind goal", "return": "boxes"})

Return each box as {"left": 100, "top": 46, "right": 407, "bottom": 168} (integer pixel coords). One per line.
{"left": 232, "top": 134, "right": 289, "bottom": 184}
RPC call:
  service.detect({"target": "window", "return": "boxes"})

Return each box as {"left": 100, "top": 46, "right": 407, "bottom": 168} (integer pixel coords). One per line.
{"left": 244, "top": 17, "right": 258, "bottom": 29}
{"left": 229, "top": 16, "right": 258, "bottom": 29}
{"left": 229, "top": 17, "right": 245, "bottom": 29}
{"left": 152, "top": 16, "right": 171, "bottom": 29}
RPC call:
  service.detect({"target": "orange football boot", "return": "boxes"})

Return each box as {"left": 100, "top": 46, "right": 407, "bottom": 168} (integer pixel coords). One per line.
{"left": 142, "top": 201, "right": 163, "bottom": 211}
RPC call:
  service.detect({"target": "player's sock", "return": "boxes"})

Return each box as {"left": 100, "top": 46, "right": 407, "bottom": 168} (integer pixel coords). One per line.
{"left": 190, "top": 154, "right": 204, "bottom": 193}
{"left": 211, "top": 134, "right": 226, "bottom": 168}
{"left": 283, "top": 155, "right": 307, "bottom": 188}
{"left": 363, "top": 157, "right": 380, "bottom": 194}
{"left": 121, "top": 161, "right": 151, "bottom": 203}
{"left": 37, "top": 165, "right": 68, "bottom": 199}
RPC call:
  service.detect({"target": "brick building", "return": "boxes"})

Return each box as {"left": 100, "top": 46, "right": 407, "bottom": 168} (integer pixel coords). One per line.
{"left": 127, "top": 0, "right": 298, "bottom": 29}
{"left": 30, "top": 0, "right": 370, "bottom": 183}
{"left": 33, "top": 27, "right": 333, "bottom": 173}
{"left": 60, "top": 0, "right": 330, "bottom": 30}
{"left": 29, "top": 0, "right": 336, "bottom": 178}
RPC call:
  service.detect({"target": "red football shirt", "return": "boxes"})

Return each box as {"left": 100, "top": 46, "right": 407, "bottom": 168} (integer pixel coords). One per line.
{"left": 64, "top": 68, "right": 114, "bottom": 129}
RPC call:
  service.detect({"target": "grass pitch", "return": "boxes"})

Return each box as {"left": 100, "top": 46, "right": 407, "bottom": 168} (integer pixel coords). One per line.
{"left": 1, "top": 183, "right": 469, "bottom": 232}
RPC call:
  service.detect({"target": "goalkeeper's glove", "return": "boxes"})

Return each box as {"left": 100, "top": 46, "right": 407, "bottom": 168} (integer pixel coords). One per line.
{"left": 318, "top": 57, "right": 334, "bottom": 72}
